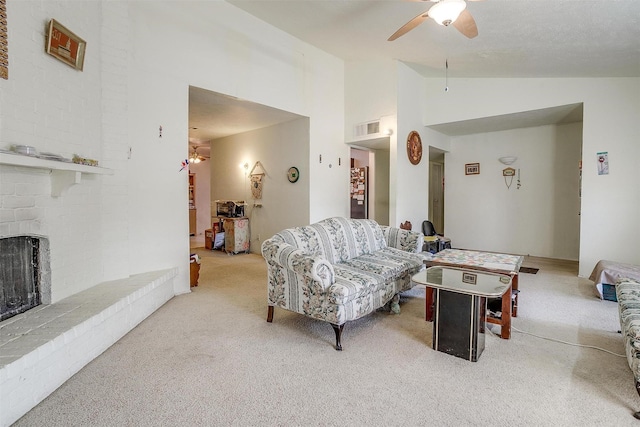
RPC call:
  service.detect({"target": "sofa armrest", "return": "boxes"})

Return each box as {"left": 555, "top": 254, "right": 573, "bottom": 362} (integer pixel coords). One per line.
{"left": 381, "top": 226, "right": 424, "bottom": 253}
{"left": 262, "top": 238, "right": 335, "bottom": 287}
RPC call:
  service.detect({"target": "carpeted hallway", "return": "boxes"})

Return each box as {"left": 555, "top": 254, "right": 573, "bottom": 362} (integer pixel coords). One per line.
{"left": 13, "top": 250, "right": 638, "bottom": 426}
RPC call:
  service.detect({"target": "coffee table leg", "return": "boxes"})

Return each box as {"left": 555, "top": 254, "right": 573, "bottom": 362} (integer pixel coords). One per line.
{"left": 425, "top": 287, "right": 434, "bottom": 322}
{"left": 500, "top": 285, "right": 511, "bottom": 339}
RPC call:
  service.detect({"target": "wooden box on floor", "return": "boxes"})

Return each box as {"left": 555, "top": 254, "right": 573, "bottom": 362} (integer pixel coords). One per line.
{"left": 190, "top": 262, "right": 200, "bottom": 287}
{"left": 223, "top": 217, "right": 250, "bottom": 254}
{"left": 204, "top": 228, "right": 213, "bottom": 250}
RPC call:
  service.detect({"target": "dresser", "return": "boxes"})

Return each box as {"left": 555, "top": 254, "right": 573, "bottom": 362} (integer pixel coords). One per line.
{"left": 223, "top": 217, "right": 250, "bottom": 254}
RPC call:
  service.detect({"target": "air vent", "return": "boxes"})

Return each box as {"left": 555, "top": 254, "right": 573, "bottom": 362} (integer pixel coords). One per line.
{"left": 354, "top": 120, "right": 380, "bottom": 137}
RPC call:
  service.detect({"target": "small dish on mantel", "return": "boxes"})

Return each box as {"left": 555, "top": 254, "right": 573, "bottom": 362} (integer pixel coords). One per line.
{"left": 38, "top": 152, "right": 70, "bottom": 162}
{"left": 12, "top": 145, "right": 38, "bottom": 156}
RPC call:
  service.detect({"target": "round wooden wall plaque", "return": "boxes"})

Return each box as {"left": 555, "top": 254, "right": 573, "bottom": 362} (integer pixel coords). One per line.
{"left": 406, "top": 131, "right": 423, "bottom": 165}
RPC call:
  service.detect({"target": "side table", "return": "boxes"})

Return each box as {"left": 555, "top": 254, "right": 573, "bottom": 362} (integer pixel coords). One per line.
{"left": 412, "top": 267, "right": 511, "bottom": 361}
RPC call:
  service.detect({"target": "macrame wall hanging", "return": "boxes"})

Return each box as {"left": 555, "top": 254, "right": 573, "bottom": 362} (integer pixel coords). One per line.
{"left": 249, "top": 161, "right": 266, "bottom": 200}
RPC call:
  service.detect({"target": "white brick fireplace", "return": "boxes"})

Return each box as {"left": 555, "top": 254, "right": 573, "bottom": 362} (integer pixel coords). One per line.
{"left": 0, "top": 159, "right": 177, "bottom": 427}
{"left": 0, "top": 0, "right": 215, "bottom": 422}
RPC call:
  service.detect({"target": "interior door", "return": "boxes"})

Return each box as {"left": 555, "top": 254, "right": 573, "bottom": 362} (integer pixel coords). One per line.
{"left": 429, "top": 162, "right": 444, "bottom": 233}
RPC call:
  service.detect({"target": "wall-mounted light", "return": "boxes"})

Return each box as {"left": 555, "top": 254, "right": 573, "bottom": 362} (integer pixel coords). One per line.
{"left": 383, "top": 129, "right": 394, "bottom": 136}
{"left": 498, "top": 156, "right": 517, "bottom": 165}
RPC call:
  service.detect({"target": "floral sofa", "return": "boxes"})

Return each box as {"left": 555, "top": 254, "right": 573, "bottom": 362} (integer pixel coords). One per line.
{"left": 615, "top": 277, "right": 640, "bottom": 418}
{"left": 261, "top": 217, "right": 427, "bottom": 350}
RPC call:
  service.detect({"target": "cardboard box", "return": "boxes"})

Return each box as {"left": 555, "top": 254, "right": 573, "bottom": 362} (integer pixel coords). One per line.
{"left": 205, "top": 228, "right": 213, "bottom": 250}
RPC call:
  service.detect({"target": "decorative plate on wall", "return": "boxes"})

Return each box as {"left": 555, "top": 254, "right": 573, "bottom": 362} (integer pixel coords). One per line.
{"left": 287, "top": 166, "right": 299, "bottom": 183}
{"left": 406, "top": 131, "right": 423, "bottom": 165}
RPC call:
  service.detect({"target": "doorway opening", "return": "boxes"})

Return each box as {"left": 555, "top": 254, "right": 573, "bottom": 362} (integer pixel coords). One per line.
{"left": 188, "top": 85, "right": 308, "bottom": 252}
{"left": 348, "top": 138, "right": 390, "bottom": 226}
{"left": 428, "top": 147, "right": 446, "bottom": 234}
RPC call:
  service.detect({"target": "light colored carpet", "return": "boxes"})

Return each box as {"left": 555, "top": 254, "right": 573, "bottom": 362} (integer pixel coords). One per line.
{"left": 14, "top": 251, "right": 638, "bottom": 426}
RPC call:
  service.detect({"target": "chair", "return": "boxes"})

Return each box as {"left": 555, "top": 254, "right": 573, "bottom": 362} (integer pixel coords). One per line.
{"left": 422, "top": 220, "right": 437, "bottom": 236}
{"left": 421, "top": 220, "right": 451, "bottom": 253}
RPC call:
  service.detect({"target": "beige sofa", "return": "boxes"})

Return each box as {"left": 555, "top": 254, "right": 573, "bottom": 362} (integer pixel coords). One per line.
{"left": 261, "top": 217, "right": 427, "bottom": 350}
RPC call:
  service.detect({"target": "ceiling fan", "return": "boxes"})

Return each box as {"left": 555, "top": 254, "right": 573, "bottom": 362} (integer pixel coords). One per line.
{"left": 388, "top": 0, "right": 481, "bottom": 41}
{"left": 188, "top": 145, "right": 208, "bottom": 164}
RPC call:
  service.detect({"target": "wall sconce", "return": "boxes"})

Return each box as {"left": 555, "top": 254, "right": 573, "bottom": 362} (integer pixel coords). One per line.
{"left": 498, "top": 156, "right": 517, "bottom": 165}
{"left": 383, "top": 129, "right": 394, "bottom": 136}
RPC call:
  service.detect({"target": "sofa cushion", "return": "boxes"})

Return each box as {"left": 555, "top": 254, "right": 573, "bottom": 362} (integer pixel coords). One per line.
{"left": 616, "top": 279, "right": 640, "bottom": 344}
{"left": 275, "top": 225, "right": 326, "bottom": 258}
{"left": 310, "top": 217, "right": 387, "bottom": 264}
{"left": 273, "top": 218, "right": 387, "bottom": 265}
{"left": 329, "top": 266, "right": 388, "bottom": 305}
{"left": 327, "top": 247, "right": 426, "bottom": 305}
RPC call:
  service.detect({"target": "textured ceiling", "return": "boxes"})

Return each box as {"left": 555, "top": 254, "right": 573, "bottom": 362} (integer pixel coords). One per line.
{"left": 189, "top": 87, "right": 302, "bottom": 149}
{"left": 228, "top": 0, "right": 640, "bottom": 78}
{"left": 190, "top": 0, "right": 639, "bottom": 148}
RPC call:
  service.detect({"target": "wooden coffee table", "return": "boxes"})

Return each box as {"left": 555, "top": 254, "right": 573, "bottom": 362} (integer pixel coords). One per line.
{"left": 422, "top": 249, "right": 524, "bottom": 339}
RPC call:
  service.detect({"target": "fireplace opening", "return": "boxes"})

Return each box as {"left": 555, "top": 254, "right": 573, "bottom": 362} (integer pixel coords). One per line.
{"left": 0, "top": 236, "right": 42, "bottom": 321}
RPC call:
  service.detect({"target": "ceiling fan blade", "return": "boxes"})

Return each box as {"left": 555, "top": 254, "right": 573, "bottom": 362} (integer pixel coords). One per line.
{"left": 388, "top": 11, "right": 430, "bottom": 41}
{"left": 452, "top": 9, "right": 478, "bottom": 38}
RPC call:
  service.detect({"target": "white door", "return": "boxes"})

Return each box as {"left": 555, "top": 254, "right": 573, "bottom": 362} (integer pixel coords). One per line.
{"left": 429, "top": 162, "right": 445, "bottom": 233}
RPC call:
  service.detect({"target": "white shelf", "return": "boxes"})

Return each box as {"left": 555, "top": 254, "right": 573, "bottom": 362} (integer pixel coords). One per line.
{"left": 0, "top": 152, "right": 114, "bottom": 197}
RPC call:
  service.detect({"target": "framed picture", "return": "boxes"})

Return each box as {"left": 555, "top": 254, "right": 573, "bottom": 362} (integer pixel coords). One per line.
{"left": 45, "top": 19, "right": 86, "bottom": 71}
{"left": 462, "top": 272, "right": 477, "bottom": 285}
{"left": 465, "top": 163, "right": 480, "bottom": 175}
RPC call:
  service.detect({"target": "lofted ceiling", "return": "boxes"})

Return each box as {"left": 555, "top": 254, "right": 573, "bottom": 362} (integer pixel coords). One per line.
{"left": 228, "top": 0, "right": 640, "bottom": 79}
{"left": 189, "top": 0, "right": 639, "bottom": 149}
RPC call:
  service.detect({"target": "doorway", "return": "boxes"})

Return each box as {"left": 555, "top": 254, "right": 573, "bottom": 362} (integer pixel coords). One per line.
{"left": 348, "top": 140, "right": 390, "bottom": 225}
{"left": 350, "top": 148, "right": 369, "bottom": 219}
{"left": 429, "top": 147, "right": 446, "bottom": 234}
{"left": 188, "top": 86, "right": 305, "bottom": 251}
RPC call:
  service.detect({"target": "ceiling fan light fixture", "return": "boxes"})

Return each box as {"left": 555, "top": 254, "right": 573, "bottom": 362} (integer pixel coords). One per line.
{"left": 429, "top": 0, "right": 467, "bottom": 27}
{"left": 189, "top": 146, "right": 206, "bottom": 164}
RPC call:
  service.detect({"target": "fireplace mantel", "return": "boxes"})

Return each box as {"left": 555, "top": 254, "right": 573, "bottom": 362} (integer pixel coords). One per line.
{"left": 0, "top": 152, "right": 114, "bottom": 196}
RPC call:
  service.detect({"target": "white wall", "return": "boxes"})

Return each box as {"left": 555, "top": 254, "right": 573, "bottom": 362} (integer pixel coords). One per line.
{"left": 210, "top": 119, "right": 310, "bottom": 252}
{"left": 0, "top": 1, "right": 130, "bottom": 301}
{"left": 373, "top": 149, "right": 390, "bottom": 226}
{"left": 2, "top": 0, "right": 348, "bottom": 301}
{"left": 445, "top": 123, "right": 582, "bottom": 260}
{"left": 424, "top": 77, "right": 640, "bottom": 277}
{"left": 351, "top": 148, "right": 369, "bottom": 167}
{"left": 344, "top": 59, "right": 398, "bottom": 140}
{"left": 345, "top": 64, "right": 638, "bottom": 276}
{"left": 126, "top": 1, "right": 347, "bottom": 286}
{"left": 394, "top": 62, "right": 429, "bottom": 230}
